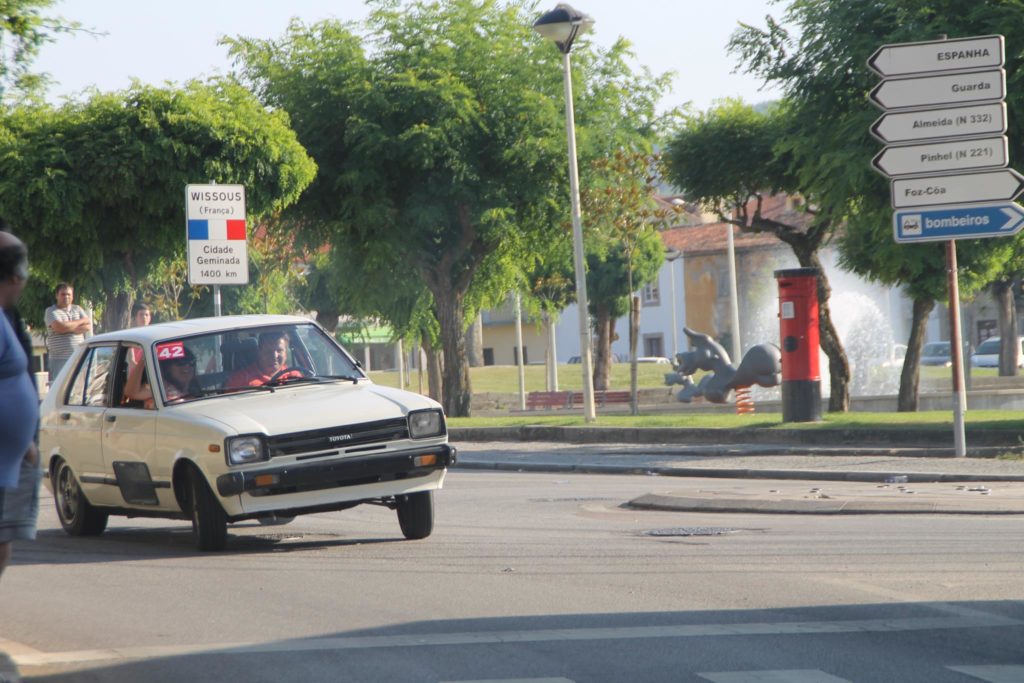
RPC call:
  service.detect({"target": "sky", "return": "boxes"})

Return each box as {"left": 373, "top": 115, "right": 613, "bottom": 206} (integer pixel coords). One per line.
{"left": 34, "top": 0, "right": 784, "bottom": 113}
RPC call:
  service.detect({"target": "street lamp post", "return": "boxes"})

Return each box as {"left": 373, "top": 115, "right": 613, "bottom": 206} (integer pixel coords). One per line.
{"left": 534, "top": 3, "right": 596, "bottom": 422}
{"left": 665, "top": 249, "right": 682, "bottom": 359}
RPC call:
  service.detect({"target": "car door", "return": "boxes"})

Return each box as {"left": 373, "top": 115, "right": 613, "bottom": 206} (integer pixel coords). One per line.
{"left": 102, "top": 344, "right": 168, "bottom": 508}
{"left": 56, "top": 344, "right": 120, "bottom": 506}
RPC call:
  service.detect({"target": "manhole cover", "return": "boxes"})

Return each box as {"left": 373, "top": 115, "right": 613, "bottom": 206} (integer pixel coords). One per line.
{"left": 645, "top": 527, "right": 738, "bottom": 537}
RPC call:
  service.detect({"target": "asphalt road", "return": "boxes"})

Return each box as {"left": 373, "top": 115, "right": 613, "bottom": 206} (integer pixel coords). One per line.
{"left": 2, "top": 470, "right": 1022, "bottom": 682}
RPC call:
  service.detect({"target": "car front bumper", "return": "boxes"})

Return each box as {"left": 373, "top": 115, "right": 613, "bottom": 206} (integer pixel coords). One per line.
{"left": 215, "top": 444, "right": 456, "bottom": 498}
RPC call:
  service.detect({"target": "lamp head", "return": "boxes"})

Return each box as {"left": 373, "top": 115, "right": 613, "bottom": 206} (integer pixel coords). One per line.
{"left": 533, "top": 4, "right": 594, "bottom": 54}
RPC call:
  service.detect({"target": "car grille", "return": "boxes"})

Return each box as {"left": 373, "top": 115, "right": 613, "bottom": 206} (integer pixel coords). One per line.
{"left": 266, "top": 417, "right": 409, "bottom": 458}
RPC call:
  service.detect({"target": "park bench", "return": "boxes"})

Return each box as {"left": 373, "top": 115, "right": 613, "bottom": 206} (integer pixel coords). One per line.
{"left": 525, "top": 390, "right": 573, "bottom": 410}
{"left": 573, "top": 390, "right": 632, "bottom": 407}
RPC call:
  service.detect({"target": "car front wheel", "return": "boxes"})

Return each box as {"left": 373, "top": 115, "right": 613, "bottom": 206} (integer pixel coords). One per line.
{"left": 187, "top": 467, "right": 228, "bottom": 552}
{"left": 396, "top": 491, "right": 434, "bottom": 540}
{"left": 53, "top": 459, "right": 108, "bottom": 536}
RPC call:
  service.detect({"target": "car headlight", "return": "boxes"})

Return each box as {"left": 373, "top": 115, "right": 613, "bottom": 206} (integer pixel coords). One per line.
{"left": 225, "top": 435, "right": 268, "bottom": 465}
{"left": 408, "top": 409, "right": 445, "bottom": 439}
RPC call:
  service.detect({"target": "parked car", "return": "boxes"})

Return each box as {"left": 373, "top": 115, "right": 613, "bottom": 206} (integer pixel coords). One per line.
{"left": 39, "top": 314, "right": 454, "bottom": 551}
{"left": 970, "top": 336, "right": 1024, "bottom": 368}
{"left": 919, "top": 341, "right": 952, "bottom": 367}
{"left": 636, "top": 356, "right": 672, "bottom": 364}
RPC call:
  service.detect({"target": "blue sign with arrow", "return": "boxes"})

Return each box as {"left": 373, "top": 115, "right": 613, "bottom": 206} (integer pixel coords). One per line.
{"left": 893, "top": 202, "right": 1024, "bottom": 243}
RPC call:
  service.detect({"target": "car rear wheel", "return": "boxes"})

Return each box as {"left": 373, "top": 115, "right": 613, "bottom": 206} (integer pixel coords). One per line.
{"left": 187, "top": 467, "right": 228, "bottom": 552}
{"left": 53, "top": 459, "right": 108, "bottom": 536}
{"left": 396, "top": 491, "right": 433, "bottom": 540}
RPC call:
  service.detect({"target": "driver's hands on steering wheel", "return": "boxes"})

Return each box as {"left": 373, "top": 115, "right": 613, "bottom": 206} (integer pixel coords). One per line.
{"left": 267, "top": 366, "right": 310, "bottom": 384}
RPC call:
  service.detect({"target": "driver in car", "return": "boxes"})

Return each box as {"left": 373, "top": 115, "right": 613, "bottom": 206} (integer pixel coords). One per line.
{"left": 225, "top": 331, "right": 304, "bottom": 389}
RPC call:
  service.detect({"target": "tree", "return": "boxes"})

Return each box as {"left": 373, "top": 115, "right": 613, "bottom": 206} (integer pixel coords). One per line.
{"left": 729, "top": 0, "right": 1024, "bottom": 408}
{"left": 0, "top": 80, "right": 317, "bottom": 328}
{"left": 0, "top": 0, "right": 84, "bottom": 104}
{"left": 664, "top": 99, "right": 853, "bottom": 412}
{"left": 581, "top": 151, "right": 680, "bottom": 404}
{"left": 226, "top": 0, "right": 675, "bottom": 416}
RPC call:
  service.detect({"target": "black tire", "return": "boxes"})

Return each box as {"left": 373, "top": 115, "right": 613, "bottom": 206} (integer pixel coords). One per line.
{"left": 53, "top": 459, "right": 108, "bottom": 537}
{"left": 187, "top": 467, "right": 228, "bottom": 552}
{"left": 396, "top": 491, "right": 434, "bottom": 540}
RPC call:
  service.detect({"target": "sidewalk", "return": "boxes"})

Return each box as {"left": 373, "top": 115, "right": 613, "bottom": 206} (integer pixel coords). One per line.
{"left": 451, "top": 439, "right": 1024, "bottom": 515}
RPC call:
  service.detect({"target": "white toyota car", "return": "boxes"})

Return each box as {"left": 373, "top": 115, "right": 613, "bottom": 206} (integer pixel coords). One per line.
{"left": 39, "top": 315, "right": 455, "bottom": 551}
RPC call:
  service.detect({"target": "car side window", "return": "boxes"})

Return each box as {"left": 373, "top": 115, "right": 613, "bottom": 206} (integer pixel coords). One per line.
{"left": 65, "top": 346, "right": 116, "bottom": 407}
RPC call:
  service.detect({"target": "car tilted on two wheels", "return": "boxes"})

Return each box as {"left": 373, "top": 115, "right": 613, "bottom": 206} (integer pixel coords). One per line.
{"left": 39, "top": 314, "right": 455, "bottom": 551}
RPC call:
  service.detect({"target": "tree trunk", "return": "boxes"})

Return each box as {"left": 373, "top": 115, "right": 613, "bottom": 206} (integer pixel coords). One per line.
{"left": 420, "top": 335, "right": 444, "bottom": 403}
{"left": 464, "top": 312, "right": 484, "bottom": 367}
{"left": 898, "top": 297, "right": 934, "bottom": 412}
{"left": 592, "top": 306, "right": 613, "bottom": 391}
{"left": 629, "top": 295, "right": 639, "bottom": 415}
{"left": 992, "top": 279, "right": 1020, "bottom": 376}
{"left": 433, "top": 287, "right": 471, "bottom": 416}
{"left": 802, "top": 253, "right": 849, "bottom": 412}
{"left": 101, "top": 291, "right": 132, "bottom": 333}
{"left": 316, "top": 310, "right": 340, "bottom": 336}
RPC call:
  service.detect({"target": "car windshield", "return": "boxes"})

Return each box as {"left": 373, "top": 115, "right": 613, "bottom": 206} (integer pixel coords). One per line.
{"left": 151, "top": 322, "right": 364, "bottom": 403}
{"left": 922, "top": 343, "right": 949, "bottom": 356}
{"left": 974, "top": 339, "right": 1000, "bottom": 354}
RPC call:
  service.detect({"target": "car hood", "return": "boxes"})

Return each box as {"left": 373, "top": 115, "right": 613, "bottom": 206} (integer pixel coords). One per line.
{"left": 173, "top": 381, "right": 441, "bottom": 435}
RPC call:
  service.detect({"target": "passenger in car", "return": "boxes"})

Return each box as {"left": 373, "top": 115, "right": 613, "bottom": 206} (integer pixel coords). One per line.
{"left": 225, "top": 331, "right": 303, "bottom": 388}
{"left": 124, "top": 347, "right": 200, "bottom": 405}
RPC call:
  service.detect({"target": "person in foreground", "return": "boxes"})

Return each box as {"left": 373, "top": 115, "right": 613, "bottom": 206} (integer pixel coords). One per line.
{"left": 0, "top": 230, "right": 40, "bottom": 580}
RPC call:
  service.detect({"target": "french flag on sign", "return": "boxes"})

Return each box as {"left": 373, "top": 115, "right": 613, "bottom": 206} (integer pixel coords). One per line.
{"left": 188, "top": 219, "right": 246, "bottom": 240}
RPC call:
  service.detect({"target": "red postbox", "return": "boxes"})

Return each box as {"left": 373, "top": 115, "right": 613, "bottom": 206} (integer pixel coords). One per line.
{"left": 775, "top": 268, "right": 822, "bottom": 422}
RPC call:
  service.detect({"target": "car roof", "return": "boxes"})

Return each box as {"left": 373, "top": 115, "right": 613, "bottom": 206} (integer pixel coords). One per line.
{"left": 87, "top": 314, "right": 317, "bottom": 345}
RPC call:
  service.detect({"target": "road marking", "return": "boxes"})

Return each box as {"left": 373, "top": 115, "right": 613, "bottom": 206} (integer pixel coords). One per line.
{"left": 441, "top": 679, "right": 574, "bottom": 683}
{"left": 947, "top": 665, "right": 1024, "bottom": 682}
{"left": 698, "top": 671, "right": 852, "bottom": 682}
{"left": 14, "top": 614, "right": 1022, "bottom": 667}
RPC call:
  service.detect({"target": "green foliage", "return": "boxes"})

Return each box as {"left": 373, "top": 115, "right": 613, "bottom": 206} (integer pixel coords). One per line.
{"left": 0, "top": 0, "right": 84, "bottom": 104}
{"left": 0, "top": 80, "right": 316, "bottom": 327}
{"left": 226, "top": 0, "right": 676, "bottom": 414}
{"left": 664, "top": 99, "right": 796, "bottom": 212}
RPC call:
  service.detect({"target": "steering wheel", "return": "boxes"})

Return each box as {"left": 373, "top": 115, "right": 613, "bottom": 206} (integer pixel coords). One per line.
{"left": 268, "top": 366, "right": 311, "bottom": 384}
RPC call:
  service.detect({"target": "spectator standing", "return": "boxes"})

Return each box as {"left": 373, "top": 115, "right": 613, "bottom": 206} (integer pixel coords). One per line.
{"left": 44, "top": 282, "right": 91, "bottom": 378}
{"left": 0, "top": 229, "right": 40, "bottom": 580}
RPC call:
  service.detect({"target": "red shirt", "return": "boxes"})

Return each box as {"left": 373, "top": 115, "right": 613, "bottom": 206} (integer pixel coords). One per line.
{"left": 226, "top": 365, "right": 301, "bottom": 389}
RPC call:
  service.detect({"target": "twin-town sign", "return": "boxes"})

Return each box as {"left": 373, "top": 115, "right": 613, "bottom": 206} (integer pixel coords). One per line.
{"left": 868, "top": 34, "right": 1024, "bottom": 243}
{"left": 185, "top": 184, "right": 250, "bottom": 285}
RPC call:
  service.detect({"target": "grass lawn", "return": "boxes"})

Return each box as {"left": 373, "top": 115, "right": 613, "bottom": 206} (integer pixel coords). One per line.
{"left": 447, "top": 410, "right": 1024, "bottom": 431}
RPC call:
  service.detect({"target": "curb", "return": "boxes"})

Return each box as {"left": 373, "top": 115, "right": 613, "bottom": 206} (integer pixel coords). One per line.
{"left": 449, "top": 426, "right": 1024, "bottom": 453}
{"left": 626, "top": 493, "right": 1024, "bottom": 516}
{"left": 453, "top": 460, "right": 1024, "bottom": 483}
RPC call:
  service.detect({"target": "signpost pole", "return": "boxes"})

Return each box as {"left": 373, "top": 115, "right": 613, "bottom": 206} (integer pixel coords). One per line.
{"left": 946, "top": 240, "right": 967, "bottom": 457}
{"left": 214, "top": 284, "right": 222, "bottom": 317}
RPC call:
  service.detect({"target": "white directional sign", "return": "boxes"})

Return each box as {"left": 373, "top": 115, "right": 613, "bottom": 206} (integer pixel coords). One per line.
{"left": 185, "top": 184, "right": 249, "bottom": 286}
{"left": 869, "top": 68, "right": 1005, "bottom": 111}
{"left": 870, "top": 102, "right": 1007, "bottom": 144}
{"left": 872, "top": 136, "right": 1007, "bottom": 177}
{"left": 893, "top": 202, "right": 1024, "bottom": 243}
{"left": 891, "top": 169, "right": 1024, "bottom": 209}
{"left": 868, "top": 35, "right": 1004, "bottom": 77}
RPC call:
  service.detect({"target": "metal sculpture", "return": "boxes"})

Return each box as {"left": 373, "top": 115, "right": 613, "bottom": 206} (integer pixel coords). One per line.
{"left": 664, "top": 327, "right": 782, "bottom": 403}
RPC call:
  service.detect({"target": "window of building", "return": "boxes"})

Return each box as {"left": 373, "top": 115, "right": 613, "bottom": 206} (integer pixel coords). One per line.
{"left": 642, "top": 281, "right": 660, "bottom": 306}
{"left": 977, "top": 320, "right": 997, "bottom": 344}
{"left": 512, "top": 347, "right": 529, "bottom": 366}
{"left": 483, "top": 348, "right": 494, "bottom": 366}
{"left": 643, "top": 334, "right": 664, "bottom": 358}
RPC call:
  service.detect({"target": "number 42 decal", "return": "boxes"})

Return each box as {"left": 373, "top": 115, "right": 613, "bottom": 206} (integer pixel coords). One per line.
{"left": 155, "top": 341, "right": 186, "bottom": 360}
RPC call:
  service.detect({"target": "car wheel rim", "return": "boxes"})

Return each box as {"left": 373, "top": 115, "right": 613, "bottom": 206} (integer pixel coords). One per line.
{"left": 58, "top": 467, "right": 79, "bottom": 522}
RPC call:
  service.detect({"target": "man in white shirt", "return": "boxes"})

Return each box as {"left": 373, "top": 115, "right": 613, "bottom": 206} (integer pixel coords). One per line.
{"left": 44, "top": 283, "right": 91, "bottom": 378}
